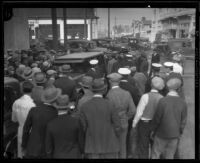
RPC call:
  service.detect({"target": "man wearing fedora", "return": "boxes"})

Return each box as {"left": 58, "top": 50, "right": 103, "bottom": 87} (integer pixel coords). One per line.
{"left": 45, "top": 94, "right": 84, "bottom": 158}
{"left": 12, "top": 81, "right": 36, "bottom": 158}
{"left": 22, "top": 86, "right": 61, "bottom": 158}
{"left": 31, "top": 72, "right": 47, "bottom": 105}
{"left": 54, "top": 64, "right": 77, "bottom": 102}
{"left": 77, "top": 76, "right": 94, "bottom": 111}
{"left": 79, "top": 79, "right": 121, "bottom": 159}
{"left": 150, "top": 78, "right": 187, "bottom": 159}
{"left": 132, "top": 77, "right": 165, "bottom": 159}
{"left": 106, "top": 73, "right": 136, "bottom": 158}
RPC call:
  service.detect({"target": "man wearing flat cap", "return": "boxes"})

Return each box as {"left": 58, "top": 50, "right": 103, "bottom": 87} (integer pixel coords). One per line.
{"left": 132, "top": 76, "right": 165, "bottom": 159}
{"left": 151, "top": 78, "right": 187, "bottom": 159}
{"left": 54, "top": 64, "right": 77, "bottom": 102}
{"left": 45, "top": 94, "right": 84, "bottom": 158}
{"left": 79, "top": 78, "right": 121, "bottom": 158}
{"left": 22, "top": 86, "right": 61, "bottom": 158}
{"left": 106, "top": 73, "right": 136, "bottom": 158}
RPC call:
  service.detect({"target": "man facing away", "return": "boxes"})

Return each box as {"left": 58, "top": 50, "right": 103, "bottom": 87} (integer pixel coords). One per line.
{"left": 106, "top": 73, "right": 136, "bottom": 158}
{"left": 151, "top": 78, "right": 187, "bottom": 159}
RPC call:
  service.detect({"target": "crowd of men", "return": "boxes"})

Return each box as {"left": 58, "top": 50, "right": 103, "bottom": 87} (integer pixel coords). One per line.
{"left": 4, "top": 46, "right": 187, "bottom": 159}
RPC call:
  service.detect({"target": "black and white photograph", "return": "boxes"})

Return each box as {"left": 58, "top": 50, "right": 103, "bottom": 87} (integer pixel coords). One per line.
{"left": 3, "top": 1, "right": 198, "bottom": 159}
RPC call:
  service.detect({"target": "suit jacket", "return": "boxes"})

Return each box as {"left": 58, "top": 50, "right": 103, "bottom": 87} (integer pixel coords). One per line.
{"left": 79, "top": 97, "right": 120, "bottom": 154}
{"left": 151, "top": 52, "right": 160, "bottom": 64}
{"left": 22, "top": 104, "right": 58, "bottom": 158}
{"left": 45, "top": 113, "right": 84, "bottom": 158}
{"left": 54, "top": 76, "right": 77, "bottom": 101}
{"left": 119, "top": 80, "right": 141, "bottom": 106}
{"left": 106, "top": 87, "right": 136, "bottom": 129}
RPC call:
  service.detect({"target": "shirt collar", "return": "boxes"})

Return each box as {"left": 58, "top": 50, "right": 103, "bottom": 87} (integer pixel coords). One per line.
{"left": 167, "top": 90, "right": 179, "bottom": 97}
{"left": 23, "top": 94, "right": 33, "bottom": 101}
{"left": 120, "top": 80, "right": 128, "bottom": 82}
{"left": 112, "top": 86, "right": 119, "bottom": 89}
{"left": 151, "top": 89, "right": 158, "bottom": 93}
{"left": 93, "top": 94, "right": 103, "bottom": 98}
{"left": 44, "top": 103, "right": 52, "bottom": 106}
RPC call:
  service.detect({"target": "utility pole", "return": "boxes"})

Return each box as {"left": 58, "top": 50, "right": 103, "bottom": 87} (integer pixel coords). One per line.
{"left": 51, "top": 8, "right": 58, "bottom": 51}
{"left": 114, "top": 16, "right": 116, "bottom": 38}
{"left": 84, "top": 8, "right": 87, "bottom": 39}
{"left": 63, "top": 8, "right": 67, "bottom": 49}
{"left": 108, "top": 8, "right": 110, "bottom": 38}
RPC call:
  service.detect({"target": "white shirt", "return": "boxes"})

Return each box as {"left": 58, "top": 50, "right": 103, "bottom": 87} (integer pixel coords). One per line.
{"left": 132, "top": 89, "right": 158, "bottom": 125}
{"left": 112, "top": 85, "right": 119, "bottom": 89}
{"left": 173, "top": 63, "right": 183, "bottom": 75}
{"left": 93, "top": 94, "right": 103, "bottom": 98}
{"left": 167, "top": 90, "right": 179, "bottom": 97}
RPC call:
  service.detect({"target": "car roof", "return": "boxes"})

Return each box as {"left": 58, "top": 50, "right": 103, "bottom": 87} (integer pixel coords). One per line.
{"left": 54, "top": 52, "right": 103, "bottom": 64}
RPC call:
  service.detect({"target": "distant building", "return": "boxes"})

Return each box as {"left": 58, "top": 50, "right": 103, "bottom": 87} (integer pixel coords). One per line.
{"left": 153, "top": 8, "right": 195, "bottom": 41}
{"left": 132, "top": 17, "right": 152, "bottom": 41}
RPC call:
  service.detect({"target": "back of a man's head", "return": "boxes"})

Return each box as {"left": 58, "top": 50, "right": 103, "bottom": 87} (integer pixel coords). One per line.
{"left": 22, "top": 81, "right": 34, "bottom": 94}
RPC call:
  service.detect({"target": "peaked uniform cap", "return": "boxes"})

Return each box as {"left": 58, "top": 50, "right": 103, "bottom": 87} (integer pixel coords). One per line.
{"left": 89, "top": 59, "right": 98, "bottom": 65}
{"left": 118, "top": 68, "right": 131, "bottom": 75}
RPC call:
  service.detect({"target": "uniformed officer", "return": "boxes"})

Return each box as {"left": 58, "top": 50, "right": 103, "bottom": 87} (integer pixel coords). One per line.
{"left": 86, "top": 59, "right": 104, "bottom": 79}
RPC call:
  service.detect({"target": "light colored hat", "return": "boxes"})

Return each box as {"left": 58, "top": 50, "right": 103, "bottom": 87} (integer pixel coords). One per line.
{"left": 164, "top": 62, "right": 174, "bottom": 67}
{"left": 31, "top": 63, "right": 38, "bottom": 68}
{"left": 118, "top": 68, "right": 131, "bottom": 75}
{"left": 32, "top": 67, "right": 41, "bottom": 74}
{"left": 53, "top": 94, "right": 70, "bottom": 109}
{"left": 19, "top": 64, "right": 26, "bottom": 69}
{"left": 22, "top": 67, "right": 34, "bottom": 79}
{"left": 130, "top": 66, "right": 137, "bottom": 72}
{"left": 41, "top": 86, "right": 62, "bottom": 103}
{"left": 33, "top": 72, "right": 47, "bottom": 84}
{"left": 89, "top": 59, "right": 98, "bottom": 65}
{"left": 125, "top": 54, "right": 132, "bottom": 58}
{"left": 151, "top": 76, "right": 165, "bottom": 90}
{"left": 173, "top": 55, "right": 181, "bottom": 62}
{"left": 47, "top": 69, "right": 57, "bottom": 76}
{"left": 79, "top": 76, "right": 93, "bottom": 88}
{"left": 107, "top": 73, "right": 122, "bottom": 82}
{"left": 152, "top": 63, "right": 162, "bottom": 68}
{"left": 43, "top": 61, "right": 50, "bottom": 67}
{"left": 59, "top": 64, "right": 72, "bottom": 73}
{"left": 166, "top": 78, "right": 182, "bottom": 90}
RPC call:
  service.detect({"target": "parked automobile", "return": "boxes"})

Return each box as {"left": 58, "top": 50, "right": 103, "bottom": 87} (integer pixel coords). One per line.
{"left": 92, "top": 38, "right": 112, "bottom": 48}
{"left": 67, "top": 39, "right": 107, "bottom": 53}
{"left": 4, "top": 77, "right": 21, "bottom": 158}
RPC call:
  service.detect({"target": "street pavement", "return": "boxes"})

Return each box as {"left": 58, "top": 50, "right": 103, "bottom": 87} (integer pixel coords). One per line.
{"left": 178, "top": 59, "right": 195, "bottom": 159}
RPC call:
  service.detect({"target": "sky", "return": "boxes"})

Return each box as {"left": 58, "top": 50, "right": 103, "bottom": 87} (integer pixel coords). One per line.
{"left": 96, "top": 8, "right": 154, "bottom": 30}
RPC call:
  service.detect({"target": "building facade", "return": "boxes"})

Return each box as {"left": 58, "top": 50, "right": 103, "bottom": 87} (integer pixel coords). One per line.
{"left": 153, "top": 8, "right": 195, "bottom": 40}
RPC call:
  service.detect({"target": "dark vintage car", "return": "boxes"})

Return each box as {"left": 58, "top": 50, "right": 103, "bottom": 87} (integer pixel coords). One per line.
{"left": 4, "top": 77, "right": 21, "bottom": 158}
{"left": 92, "top": 38, "right": 112, "bottom": 48}
{"left": 67, "top": 39, "right": 107, "bottom": 53}
{"left": 128, "top": 37, "right": 151, "bottom": 51}
{"left": 53, "top": 51, "right": 107, "bottom": 84}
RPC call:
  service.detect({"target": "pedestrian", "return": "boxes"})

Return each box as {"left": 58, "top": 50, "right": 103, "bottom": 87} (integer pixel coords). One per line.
{"left": 45, "top": 69, "right": 57, "bottom": 88}
{"left": 54, "top": 64, "right": 77, "bottom": 102}
{"left": 145, "top": 63, "right": 163, "bottom": 93}
{"left": 12, "top": 81, "right": 36, "bottom": 158}
{"left": 172, "top": 55, "right": 183, "bottom": 75}
{"left": 131, "top": 66, "right": 147, "bottom": 96}
{"left": 86, "top": 59, "right": 104, "bottom": 79}
{"left": 15, "top": 64, "right": 26, "bottom": 82}
{"left": 41, "top": 61, "right": 52, "bottom": 73}
{"left": 151, "top": 48, "right": 160, "bottom": 64}
{"left": 107, "top": 52, "right": 117, "bottom": 75}
{"left": 132, "top": 77, "right": 165, "bottom": 159}
{"left": 136, "top": 51, "right": 149, "bottom": 77}
{"left": 45, "top": 94, "right": 84, "bottom": 158}
{"left": 106, "top": 73, "right": 136, "bottom": 158}
{"left": 79, "top": 79, "right": 120, "bottom": 159}
{"left": 151, "top": 78, "right": 187, "bottom": 159}
{"left": 22, "top": 86, "right": 61, "bottom": 158}
{"left": 31, "top": 72, "right": 47, "bottom": 105}
{"left": 77, "top": 76, "right": 94, "bottom": 111}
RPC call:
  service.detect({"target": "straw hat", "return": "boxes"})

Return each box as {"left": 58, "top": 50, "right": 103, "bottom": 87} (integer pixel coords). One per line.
{"left": 22, "top": 67, "right": 34, "bottom": 79}
{"left": 47, "top": 69, "right": 57, "bottom": 76}
{"left": 59, "top": 64, "right": 72, "bottom": 73}
{"left": 33, "top": 72, "right": 47, "bottom": 84}
{"left": 151, "top": 76, "right": 165, "bottom": 90}
{"left": 118, "top": 68, "right": 131, "bottom": 75}
{"left": 41, "top": 86, "right": 62, "bottom": 103}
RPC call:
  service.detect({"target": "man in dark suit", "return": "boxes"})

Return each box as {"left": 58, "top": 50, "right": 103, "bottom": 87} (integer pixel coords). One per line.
{"left": 45, "top": 95, "right": 84, "bottom": 158}
{"left": 118, "top": 67, "right": 141, "bottom": 158}
{"left": 22, "top": 86, "right": 61, "bottom": 158}
{"left": 54, "top": 64, "right": 77, "bottom": 102}
{"left": 86, "top": 59, "right": 104, "bottom": 79}
{"left": 79, "top": 79, "right": 121, "bottom": 158}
